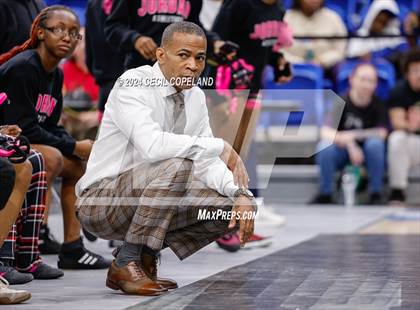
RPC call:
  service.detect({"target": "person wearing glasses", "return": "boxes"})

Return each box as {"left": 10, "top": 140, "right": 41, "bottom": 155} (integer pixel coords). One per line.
{"left": 0, "top": 5, "right": 110, "bottom": 270}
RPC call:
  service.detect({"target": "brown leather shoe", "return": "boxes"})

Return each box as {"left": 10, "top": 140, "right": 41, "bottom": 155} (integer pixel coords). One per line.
{"left": 141, "top": 253, "right": 178, "bottom": 290}
{"left": 106, "top": 260, "right": 167, "bottom": 296}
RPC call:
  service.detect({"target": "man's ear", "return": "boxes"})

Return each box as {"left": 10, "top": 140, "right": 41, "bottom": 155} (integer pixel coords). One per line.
{"left": 156, "top": 47, "right": 165, "bottom": 64}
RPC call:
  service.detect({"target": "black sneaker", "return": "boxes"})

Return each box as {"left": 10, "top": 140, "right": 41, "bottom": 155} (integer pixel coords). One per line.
{"left": 309, "top": 193, "right": 334, "bottom": 204}
{"left": 58, "top": 239, "right": 111, "bottom": 270}
{"left": 388, "top": 189, "right": 406, "bottom": 203}
{"left": 0, "top": 261, "right": 33, "bottom": 285}
{"left": 23, "top": 262, "right": 64, "bottom": 280}
{"left": 38, "top": 224, "right": 61, "bottom": 255}
{"left": 368, "top": 192, "right": 383, "bottom": 205}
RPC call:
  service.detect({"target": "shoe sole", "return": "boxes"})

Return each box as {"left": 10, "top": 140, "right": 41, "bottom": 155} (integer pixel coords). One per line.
{"left": 106, "top": 279, "right": 166, "bottom": 296}
{"left": 58, "top": 261, "right": 110, "bottom": 270}
{"left": 33, "top": 273, "right": 64, "bottom": 280}
{"left": 243, "top": 240, "right": 273, "bottom": 249}
{"left": 216, "top": 244, "right": 240, "bottom": 252}
{"left": 0, "top": 293, "right": 31, "bottom": 304}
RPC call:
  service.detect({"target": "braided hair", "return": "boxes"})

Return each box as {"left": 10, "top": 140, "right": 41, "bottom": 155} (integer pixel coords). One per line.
{"left": 0, "top": 5, "right": 80, "bottom": 65}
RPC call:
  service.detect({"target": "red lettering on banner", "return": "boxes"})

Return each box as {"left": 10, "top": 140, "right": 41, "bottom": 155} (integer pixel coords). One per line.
{"left": 41, "top": 95, "right": 50, "bottom": 114}
{"left": 250, "top": 20, "right": 282, "bottom": 40}
{"left": 35, "top": 94, "right": 43, "bottom": 111}
{"left": 35, "top": 94, "right": 58, "bottom": 117}
{"left": 48, "top": 98, "right": 57, "bottom": 116}
{"left": 168, "top": 0, "right": 177, "bottom": 14}
{"left": 148, "top": 0, "right": 157, "bottom": 14}
{"left": 158, "top": 0, "right": 168, "bottom": 13}
{"left": 138, "top": 0, "right": 147, "bottom": 16}
{"left": 137, "top": 0, "right": 191, "bottom": 18}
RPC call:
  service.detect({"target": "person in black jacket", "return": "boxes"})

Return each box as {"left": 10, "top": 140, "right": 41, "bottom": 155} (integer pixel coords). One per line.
{"left": 0, "top": 0, "right": 46, "bottom": 55}
{"left": 209, "top": 0, "right": 293, "bottom": 251}
{"left": 85, "top": 0, "right": 124, "bottom": 119}
{"left": 0, "top": 5, "right": 110, "bottom": 270}
{"left": 105, "top": 0, "right": 210, "bottom": 70}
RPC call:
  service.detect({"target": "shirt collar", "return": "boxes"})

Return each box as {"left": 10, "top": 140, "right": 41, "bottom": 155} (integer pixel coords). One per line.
{"left": 152, "top": 62, "right": 189, "bottom": 99}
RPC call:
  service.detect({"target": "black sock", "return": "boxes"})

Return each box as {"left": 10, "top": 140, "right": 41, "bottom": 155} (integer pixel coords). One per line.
{"left": 142, "top": 245, "right": 158, "bottom": 258}
{"left": 115, "top": 241, "right": 142, "bottom": 267}
{"left": 60, "top": 237, "right": 84, "bottom": 256}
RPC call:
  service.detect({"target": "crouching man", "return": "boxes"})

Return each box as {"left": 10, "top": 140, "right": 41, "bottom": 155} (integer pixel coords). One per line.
{"left": 75, "top": 22, "right": 256, "bottom": 296}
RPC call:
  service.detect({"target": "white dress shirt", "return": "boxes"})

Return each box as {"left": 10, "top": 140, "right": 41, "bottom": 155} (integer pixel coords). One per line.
{"left": 76, "top": 63, "right": 239, "bottom": 198}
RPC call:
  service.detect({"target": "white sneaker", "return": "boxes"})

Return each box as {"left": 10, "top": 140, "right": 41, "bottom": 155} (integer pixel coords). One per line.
{"left": 0, "top": 275, "right": 31, "bottom": 304}
{"left": 255, "top": 199, "right": 286, "bottom": 227}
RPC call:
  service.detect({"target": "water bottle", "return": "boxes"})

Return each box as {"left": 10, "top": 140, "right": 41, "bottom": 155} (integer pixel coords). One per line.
{"left": 341, "top": 168, "right": 357, "bottom": 207}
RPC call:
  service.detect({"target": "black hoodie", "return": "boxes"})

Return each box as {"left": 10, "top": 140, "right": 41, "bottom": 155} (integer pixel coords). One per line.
{"left": 104, "top": 0, "right": 205, "bottom": 69}
{"left": 85, "top": 0, "right": 125, "bottom": 85}
{"left": 0, "top": 0, "right": 46, "bottom": 54}
{"left": 0, "top": 50, "right": 76, "bottom": 156}
{"left": 212, "top": 0, "right": 285, "bottom": 91}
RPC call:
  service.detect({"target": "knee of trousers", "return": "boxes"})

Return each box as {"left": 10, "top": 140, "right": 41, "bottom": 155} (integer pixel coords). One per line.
{"left": 388, "top": 130, "right": 407, "bottom": 154}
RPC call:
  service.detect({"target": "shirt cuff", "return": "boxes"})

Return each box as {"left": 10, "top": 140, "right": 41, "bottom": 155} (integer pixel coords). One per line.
{"left": 223, "top": 180, "right": 239, "bottom": 199}
{"left": 198, "top": 137, "right": 224, "bottom": 158}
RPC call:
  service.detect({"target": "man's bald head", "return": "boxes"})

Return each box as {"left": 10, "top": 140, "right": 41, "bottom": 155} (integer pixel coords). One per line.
{"left": 161, "top": 21, "right": 206, "bottom": 48}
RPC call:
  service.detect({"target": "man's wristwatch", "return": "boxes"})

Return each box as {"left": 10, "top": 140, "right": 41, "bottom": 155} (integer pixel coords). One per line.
{"left": 233, "top": 188, "right": 254, "bottom": 199}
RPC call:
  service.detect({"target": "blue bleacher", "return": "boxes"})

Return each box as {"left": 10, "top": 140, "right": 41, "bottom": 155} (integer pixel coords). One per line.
{"left": 259, "top": 64, "right": 325, "bottom": 128}
{"left": 336, "top": 60, "right": 396, "bottom": 100}
{"left": 45, "top": 0, "right": 87, "bottom": 26}
{"left": 264, "top": 63, "right": 324, "bottom": 90}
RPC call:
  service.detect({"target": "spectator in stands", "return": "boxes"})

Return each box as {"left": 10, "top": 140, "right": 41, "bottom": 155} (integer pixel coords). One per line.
{"left": 347, "top": 0, "right": 406, "bottom": 60}
{"left": 0, "top": 145, "right": 31, "bottom": 304}
{"left": 404, "top": 11, "right": 420, "bottom": 48}
{"left": 63, "top": 28, "right": 99, "bottom": 104}
{"left": 210, "top": 0, "right": 292, "bottom": 251}
{"left": 387, "top": 48, "right": 420, "bottom": 203}
{"left": 61, "top": 27, "right": 100, "bottom": 141}
{"left": 105, "top": 0, "right": 209, "bottom": 70}
{"left": 85, "top": 0, "right": 124, "bottom": 121}
{"left": 282, "top": 0, "right": 347, "bottom": 74}
{"left": 0, "top": 5, "right": 110, "bottom": 269}
{"left": 0, "top": 0, "right": 46, "bottom": 54}
{"left": 312, "top": 64, "right": 388, "bottom": 205}
{"left": 0, "top": 0, "right": 60, "bottom": 254}
{"left": 199, "top": 0, "right": 222, "bottom": 31}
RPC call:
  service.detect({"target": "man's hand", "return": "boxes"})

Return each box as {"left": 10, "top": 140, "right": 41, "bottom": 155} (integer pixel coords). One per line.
{"left": 228, "top": 195, "right": 255, "bottom": 247}
{"left": 213, "top": 40, "right": 236, "bottom": 62}
{"left": 134, "top": 36, "right": 158, "bottom": 61}
{"left": 0, "top": 125, "right": 21, "bottom": 137}
{"left": 335, "top": 131, "right": 355, "bottom": 148}
{"left": 347, "top": 141, "right": 364, "bottom": 166}
{"left": 73, "top": 139, "right": 93, "bottom": 160}
{"left": 276, "top": 55, "right": 293, "bottom": 84}
{"left": 219, "top": 141, "right": 249, "bottom": 188}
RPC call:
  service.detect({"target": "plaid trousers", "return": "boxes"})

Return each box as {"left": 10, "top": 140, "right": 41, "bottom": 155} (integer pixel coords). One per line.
{"left": 77, "top": 158, "right": 245, "bottom": 260}
{"left": 0, "top": 151, "right": 46, "bottom": 271}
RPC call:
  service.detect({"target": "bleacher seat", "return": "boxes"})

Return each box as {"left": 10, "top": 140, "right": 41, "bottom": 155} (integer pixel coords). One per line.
{"left": 324, "top": 0, "right": 358, "bottom": 31}
{"left": 259, "top": 64, "right": 325, "bottom": 129}
{"left": 335, "top": 60, "right": 396, "bottom": 100}
{"left": 45, "top": 0, "right": 87, "bottom": 26}
{"left": 264, "top": 63, "right": 324, "bottom": 90}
